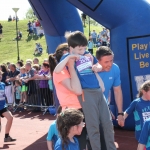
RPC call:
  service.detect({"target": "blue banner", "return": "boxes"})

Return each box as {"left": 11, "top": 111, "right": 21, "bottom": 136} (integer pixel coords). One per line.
{"left": 128, "top": 36, "right": 150, "bottom": 99}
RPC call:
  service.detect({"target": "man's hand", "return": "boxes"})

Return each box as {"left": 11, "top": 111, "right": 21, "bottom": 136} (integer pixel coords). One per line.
{"left": 117, "top": 115, "right": 125, "bottom": 127}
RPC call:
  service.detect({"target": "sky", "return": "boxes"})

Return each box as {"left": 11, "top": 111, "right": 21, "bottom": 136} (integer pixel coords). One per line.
{"left": 0, "top": 0, "right": 31, "bottom": 20}
{"left": 0, "top": 0, "right": 150, "bottom": 21}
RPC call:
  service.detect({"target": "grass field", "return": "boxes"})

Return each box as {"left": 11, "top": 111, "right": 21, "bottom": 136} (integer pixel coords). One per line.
{"left": 0, "top": 20, "right": 102, "bottom": 64}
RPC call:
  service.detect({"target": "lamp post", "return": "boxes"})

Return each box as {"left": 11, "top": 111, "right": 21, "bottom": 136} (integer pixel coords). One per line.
{"left": 88, "top": 16, "right": 90, "bottom": 36}
{"left": 12, "top": 8, "right": 20, "bottom": 61}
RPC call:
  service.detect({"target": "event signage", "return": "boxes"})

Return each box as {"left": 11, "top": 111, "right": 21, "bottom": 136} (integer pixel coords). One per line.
{"left": 128, "top": 36, "right": 150, "bottom": 99}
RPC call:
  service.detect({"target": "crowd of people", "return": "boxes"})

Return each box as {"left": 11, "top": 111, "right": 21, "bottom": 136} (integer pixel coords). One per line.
{"left": 8, "top": 15, "right": 19, "bottom": 22}
{"left": 0, "top": 30, "right": 150, "bottom": 150}
{"left": 87, "top": 28, "right": 110, "bottom": 54}
{"left": 27, "top": 20, "right": 44, "bottom": 37}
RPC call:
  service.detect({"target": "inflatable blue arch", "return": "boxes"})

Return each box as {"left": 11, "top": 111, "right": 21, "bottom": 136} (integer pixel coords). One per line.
{"left": 28, "top": 0, "right": 150, "bottom": 130}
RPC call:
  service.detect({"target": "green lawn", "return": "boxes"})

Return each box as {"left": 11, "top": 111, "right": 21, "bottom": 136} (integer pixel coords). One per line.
{"left": 0, "top": 20, "right": 102, "bottom": 64}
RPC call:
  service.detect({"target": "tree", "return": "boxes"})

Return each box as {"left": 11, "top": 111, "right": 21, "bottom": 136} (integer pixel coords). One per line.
{"left": 26, "top": 8, "right": 37, "bottom": 19}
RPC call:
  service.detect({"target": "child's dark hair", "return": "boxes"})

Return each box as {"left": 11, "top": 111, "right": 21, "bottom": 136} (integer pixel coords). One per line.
{"left": 65, "top": 31, "right": 88, "bottom": 48}
{"left": 48, "top": 54, "right": 57, "bottom": 76}
{"left": 55, "top": 43, "right": 69, "bottom": 63}
{"left": 57, "top": 106, "right": 62, "bottom": 115}
{"left": 138, "top": 80, "right": 150, "bottom": 97}
{"left": 15, "top": 79, "right": 21, "bottom": 86}
{"left": 57, "top": 109, "right": 84, "bottom": 150}
{"left": 48, "top": 43, "right": 69, "bottom": 75}
{"left": 96, "top": 46, "right": 114, "bottom": 60}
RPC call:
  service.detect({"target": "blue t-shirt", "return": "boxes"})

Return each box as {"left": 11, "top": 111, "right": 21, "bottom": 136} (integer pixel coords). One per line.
{"left": 125, "top": 98, "right": 150, "bottom": 141}
{"left": 47, "top": 120, "right": 59, "bottom": 146}
{"left": 55, "top": 137, "right": 79, "bottom": 150}
{"left": 60, "top": 51, "right": 99, "bottom": 89}
{"left": 0, "top": 82, "right": 6, "bottom": 110}
{"left": 88, "top": 41, "right": 94, "bottom": 49}
{"left": 75, "top": 55, "right": 99, "bottom": 89}
{"left": 139, "top": 119, "right": 150, "bottom": 150}
{"left": 20, "top": 73, "right": 27, "bottom": 85}
{"left": 98, "top": 63, "right": 121, "bottom": 101}
{"left": 15, "top": 86, "right": 21, "bottom": 99}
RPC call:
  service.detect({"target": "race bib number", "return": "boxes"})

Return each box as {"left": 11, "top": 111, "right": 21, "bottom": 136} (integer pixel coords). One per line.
{"left": 142, "top": 112, "right": 150, "bottom": 122}
{"left": 76, "top": 56, "right": 92, "bottom": 72}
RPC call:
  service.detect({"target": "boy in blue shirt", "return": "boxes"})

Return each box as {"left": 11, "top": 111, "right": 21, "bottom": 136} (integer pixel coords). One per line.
{"left": 54, "top": 31, "right": 116, "bottom": 150}
{"left": 124, "top": 80, "right": 150, "bottom": 142}
{"left": 47, "top": 106, "right": 62, "bottom": 150}
{"left": 0, "top": 71, "right": 16, "bottom": 142}
{"left": 138, "top": 119, "right": 150, "bottom": 150}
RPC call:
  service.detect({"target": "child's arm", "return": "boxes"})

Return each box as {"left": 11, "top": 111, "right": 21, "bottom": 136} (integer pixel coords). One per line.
{"left": 137, "top": 143, "right": 145, "bottom": 150}
{"left": 92, "top": 62, "right": 102, "bottom": 73}
{"left": 47, "top": 141, "right": 53, "bottom": 150}
{"left": 54, "top": 54, "right": 80, "bottom": 73}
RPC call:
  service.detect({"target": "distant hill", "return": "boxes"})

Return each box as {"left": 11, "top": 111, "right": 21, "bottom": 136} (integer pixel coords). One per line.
{"left": 0, "top": 20, "right": 102, "bottom": 64}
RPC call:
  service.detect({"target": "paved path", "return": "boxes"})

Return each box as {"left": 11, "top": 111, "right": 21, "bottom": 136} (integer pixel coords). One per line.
{"left": 0, "top": 111, "right": 137, "bottom": 150}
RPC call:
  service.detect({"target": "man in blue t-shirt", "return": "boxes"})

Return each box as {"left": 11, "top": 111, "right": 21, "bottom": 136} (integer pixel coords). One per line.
{"left": 93, "top": 46, "right": 124, "bottom": 150}
{"left": 138, "top": 119, "right": 150, "bottom": 150}
{"left": 0, "top": 71, "right": 16, "bottom": 142}
{"left": 96, "top": 46, "right": 124, "bottom": 125}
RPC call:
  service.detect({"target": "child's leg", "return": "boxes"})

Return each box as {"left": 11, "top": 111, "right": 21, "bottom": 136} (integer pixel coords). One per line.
{"left": 2, "top": 109, "right": 16, "bottom": 142}
{"left": 24, "top": 91, "right": 27, "bottom": 103}
{"left": 98, "top": 89, "right": 116, "bottom": 150}
{"left": 78, "top": 89, "right": 101, "bottom": 150}
{"left": 2, "top": 110, "right": 13, "bottom": 134}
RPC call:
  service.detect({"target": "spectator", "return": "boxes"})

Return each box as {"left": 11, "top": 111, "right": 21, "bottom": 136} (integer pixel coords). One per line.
{"left": 34, "top": 43, "right": 43, "bottom": 55}
{"left": 101, "top": 34, "right": 108, "bottom": 46}
{"left": 35, "top": 20, "right": 41, "bottom": 35}
{"left": 100, "top": 27, "right": 107, "bottom": 36}
{"left": 8, "top": 15, "right": 12, "bottom": 22}
{"left": 15, "top": 30, "right": 22, "bottom": 41}
{"left": 90, "top": 30, "right": 97, "bottom": 46}
{"left": 26, "top": 59, "right": 33, "bottom": 64}
{"left": 27, "top": 20, "right": 31, "bottom": 29}
{"left": 32, "top": 20, "right": 37, "bottom": 35}
{"left": 6, "top": 63, "right": 20, "bottom": 104}
{"left": 14, "top": 80, "right": 21, "bottom": 105}
{"left": 13, "top": 16, "right": 16, "bottom": 21}
{"left": 0, "top": 23, "right": 3, "bottom": 41}
{"left": 88, "top": 37, "right": 94, "bottom": 54}
{"left": 18, "top": 66, "right": 28, "bottom": 104}
{"left": 33, "top": 58, "right": 39, "bottom": 65}
{"left": 16, "top": 60, "right": 24, "bottom": 71}
{"left": 37, "top": 27, "right": 44, "bottom": 37}
{"left": 36, "top": 62, "right": 52, "bottom": 106}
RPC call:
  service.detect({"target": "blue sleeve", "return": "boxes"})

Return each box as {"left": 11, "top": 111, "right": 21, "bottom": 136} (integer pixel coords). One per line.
{"left": 138, "top": 120, "right": 150, "bottom": 145}
{"left": 125, "top": 100, "right": 138, "bottom": 115}
{"left": 54, "top": 140, "right": 62, "bottom": 150}
{"left": 47, "top": 123, "right": 55, "bottom": 141}
{"left": 113, "top": 65, "right": 121, "bottom": 87}
{"left": 93, "top": 55, "right": 98, "bottom": 64}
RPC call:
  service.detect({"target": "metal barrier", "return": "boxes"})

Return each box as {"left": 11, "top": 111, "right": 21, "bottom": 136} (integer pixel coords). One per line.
{"left": 11, "top": 79, "right": 54, "bottom": 115}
